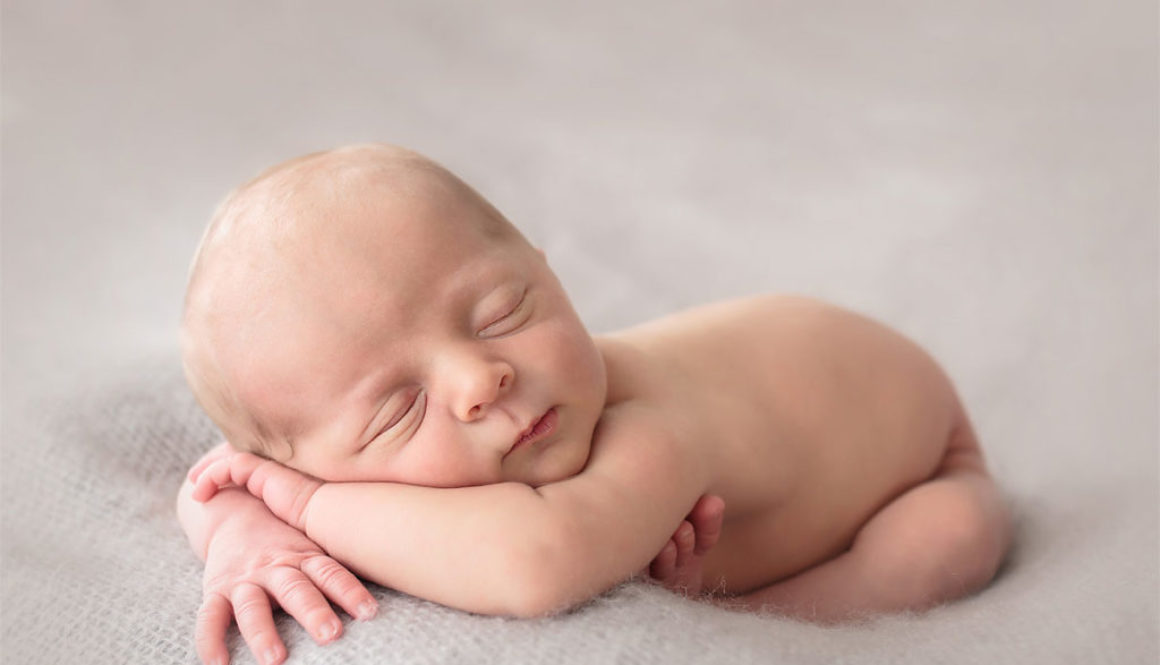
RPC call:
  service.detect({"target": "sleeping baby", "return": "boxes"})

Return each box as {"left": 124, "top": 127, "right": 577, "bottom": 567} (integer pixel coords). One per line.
{"left": 176, "top": 144, "right": 1011, "bottom": 665}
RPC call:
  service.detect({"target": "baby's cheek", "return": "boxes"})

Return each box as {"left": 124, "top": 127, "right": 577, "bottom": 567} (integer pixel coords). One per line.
{"left": 566, "top": 329, "right": 606, "bottom": 394}
{"left": 552, "top": 326, "right": 606, "bottom": 422}
{"left": 535, "top": 326, "right": 594, "bottom": 385}
{"left": 397, "top": 427, "right": 495, "bottom": 488}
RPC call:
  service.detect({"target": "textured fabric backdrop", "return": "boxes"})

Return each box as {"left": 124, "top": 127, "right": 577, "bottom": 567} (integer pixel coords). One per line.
{"left": 2, "top": 1, "right": 1157, "bottom": 663}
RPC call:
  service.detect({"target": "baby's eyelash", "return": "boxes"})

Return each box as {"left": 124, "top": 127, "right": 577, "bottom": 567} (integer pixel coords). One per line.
{"left": 370, "top": 391, "right": 423, "bottom": 442}
{"left": 479, "top": 290, "right": 530, "bottom": 336}
{"left": 488, "top": 293, "right": 524, "bottom": 325}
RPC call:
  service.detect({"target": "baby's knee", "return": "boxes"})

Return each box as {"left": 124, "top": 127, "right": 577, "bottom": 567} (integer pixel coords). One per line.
{"left": 893, "top": 482, "right": 1010, "bottom": 606}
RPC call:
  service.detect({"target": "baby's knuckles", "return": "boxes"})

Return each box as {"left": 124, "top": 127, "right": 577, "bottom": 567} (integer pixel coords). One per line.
{"left": 205, "top": 530, "right": 318, "bottom": 589}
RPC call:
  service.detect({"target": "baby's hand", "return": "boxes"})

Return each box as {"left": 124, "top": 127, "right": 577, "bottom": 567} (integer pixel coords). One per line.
{"left": 190, "top": 450, "right": 321, "bottom": 532}
{"left": 198, "top": 505, "right": 378, "bottom": 665}
{"left": 646, "top": 494, "right": 725, "bottom": 595}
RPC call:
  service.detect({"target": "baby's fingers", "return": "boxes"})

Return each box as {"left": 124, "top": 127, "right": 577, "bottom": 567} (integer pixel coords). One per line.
{"left": 301, "top": 554, "right": 379, "bottom": 622}
{"left": 231, "top": 583, "right": 286, "bottom": 665}
{"left": 191, "top": 454, "right": 265, "bottom": 503}
{"left": 190, "top": 458, "right": 235, "bottom": 503}
{"left": 188, "top": 442, "right": 234, "bottom": 484}
{"left": 195, "top": 593, "right": 233, "bottom": 665}
{"left": 266, "top": 566, "right": 344, "bottom": 646}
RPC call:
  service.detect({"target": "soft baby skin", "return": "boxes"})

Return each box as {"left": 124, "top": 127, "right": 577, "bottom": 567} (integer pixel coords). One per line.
{"left": 177, "top": 144, "right": 1011, "bottom": 665}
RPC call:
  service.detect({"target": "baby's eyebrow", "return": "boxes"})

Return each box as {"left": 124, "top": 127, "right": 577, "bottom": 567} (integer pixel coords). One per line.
{"left": 447, "top": 261, "right": 522, "bottom": 300}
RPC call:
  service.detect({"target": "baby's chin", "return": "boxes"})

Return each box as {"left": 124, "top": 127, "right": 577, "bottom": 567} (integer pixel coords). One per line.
{"left": 516, "top": 435, "right": 593, "bottom": 487}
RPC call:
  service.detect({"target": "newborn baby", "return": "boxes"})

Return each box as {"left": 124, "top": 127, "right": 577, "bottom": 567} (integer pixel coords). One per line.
{"left": 177, "top": 144, "right": 1010, "bottom": 665}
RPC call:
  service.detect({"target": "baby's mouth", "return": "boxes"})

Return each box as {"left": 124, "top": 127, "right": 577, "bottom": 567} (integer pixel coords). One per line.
{"left": 509, "top": 407, "right": 558, "bottom": 454}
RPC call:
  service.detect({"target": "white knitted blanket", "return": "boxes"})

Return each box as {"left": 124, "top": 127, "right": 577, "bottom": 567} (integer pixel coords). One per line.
{"left": 2, "top": 1, "right": 1156, "bottom": 662}
{"left": 1, "top": 356, "right": 1156, "bottom": 664}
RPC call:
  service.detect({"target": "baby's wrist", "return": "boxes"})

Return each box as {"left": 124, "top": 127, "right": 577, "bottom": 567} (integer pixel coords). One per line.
{"left": 211, "top": 485, "right": 281, "bottom": 524}
{"left": 300, "top": 484, "right": 325, "bottom": 535}
{"left": 297, "top": 480, "right": 338, "bottom": 541}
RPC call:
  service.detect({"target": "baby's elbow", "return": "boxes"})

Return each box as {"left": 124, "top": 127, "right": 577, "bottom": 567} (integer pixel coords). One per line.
{"left": 498, "top": 554, "right": 571, "bottom": 618}
{"left": 496, "top": 531, "right": 587, "bottom": 618}
{"left": 502, "top": 581, "right": 569, "bottom": 619}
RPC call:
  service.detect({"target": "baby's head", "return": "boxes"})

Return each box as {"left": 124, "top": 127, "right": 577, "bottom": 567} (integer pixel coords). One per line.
{"left": 182, "top": 144, "right": 607, "bottom": 488}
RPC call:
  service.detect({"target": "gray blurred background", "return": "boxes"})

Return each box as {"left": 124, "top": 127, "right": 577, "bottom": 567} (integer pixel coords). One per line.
{"left": 2, "top": 1, "right": 1156, "bottom": 663}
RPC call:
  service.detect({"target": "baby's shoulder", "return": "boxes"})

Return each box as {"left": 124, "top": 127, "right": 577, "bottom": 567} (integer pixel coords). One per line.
{"left": 606, "top": 294, "right": 854, "bottom": 354}
{"left": 602, "top": 294, "right": 941, "bottom": 401}
{"left": 692, "top": 293, "right": 865, "bottom": 329}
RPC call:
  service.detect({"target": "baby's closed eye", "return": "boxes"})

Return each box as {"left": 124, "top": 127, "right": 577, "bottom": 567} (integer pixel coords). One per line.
{"left": 478, "top": 288, "right": 532, "bottom": 337}
{"left": 362, "top": 389, "right": 425, "bottom": 449}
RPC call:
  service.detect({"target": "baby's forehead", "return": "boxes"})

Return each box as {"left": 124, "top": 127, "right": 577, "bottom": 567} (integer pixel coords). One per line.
{"left": 188, "top": 142, "right": 528, "bottom": 337}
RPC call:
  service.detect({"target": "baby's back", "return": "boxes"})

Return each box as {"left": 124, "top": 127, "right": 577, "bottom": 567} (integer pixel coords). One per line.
{"left": 599, "top": 295, "right": 966, "bottom": 592}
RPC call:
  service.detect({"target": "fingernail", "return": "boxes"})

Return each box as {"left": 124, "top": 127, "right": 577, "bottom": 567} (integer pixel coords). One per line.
{"left": 262, "top": 648, "right": 280, "bottom": 665}
{"left": 318, "top": 619, "right": 340, "bottom": 642}
{"left": 357, "top": 600, "right": 379, "bottom": 620}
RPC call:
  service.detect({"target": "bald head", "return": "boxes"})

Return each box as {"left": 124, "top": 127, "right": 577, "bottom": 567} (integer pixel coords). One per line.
{"left": 181, "top": 143, "right": 524, "bottom": 453}
{"left": 187, "top": 144, "right": 512, "bottom": 304}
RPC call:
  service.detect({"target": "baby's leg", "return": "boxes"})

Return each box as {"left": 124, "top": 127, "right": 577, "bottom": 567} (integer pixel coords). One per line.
{"left": 735, "top": 423, "right": 1011, "bottom": 623}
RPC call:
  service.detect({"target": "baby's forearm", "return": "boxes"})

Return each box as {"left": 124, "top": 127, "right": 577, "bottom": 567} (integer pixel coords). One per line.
{"left": 188, "top": 408, "right": 708, "bottom": 617}
{"left": 303, "top": 480, "right": 660, "bottom": 617}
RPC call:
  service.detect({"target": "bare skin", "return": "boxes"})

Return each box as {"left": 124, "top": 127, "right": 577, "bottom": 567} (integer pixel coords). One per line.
{"left": 192, "top": 295, "right": 1009, "bottom": 612}
{"left": 600, "top": 297, "right": 1011, "bottom": 615}
{"left": 179, "top": 144, "right": 1010, "bottom": 661}
{"left": 178, "top": 443, "right": 723, "bottom": 665}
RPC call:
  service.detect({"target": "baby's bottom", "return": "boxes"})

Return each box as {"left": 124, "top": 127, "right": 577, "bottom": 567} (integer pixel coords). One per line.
{"left": 734, "top": 422, "right": 1011, "bottom": 623}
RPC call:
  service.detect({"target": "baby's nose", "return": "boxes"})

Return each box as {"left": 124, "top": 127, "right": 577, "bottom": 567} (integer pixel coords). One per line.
{"left": 453, "top": 357, "right": 514, "bottom": 422}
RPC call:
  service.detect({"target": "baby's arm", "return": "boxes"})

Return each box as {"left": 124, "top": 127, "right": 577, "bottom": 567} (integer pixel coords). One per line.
{"left": 177, "top": 444, "right": 377, "bottom": 665}
{"left": 193, "top": 405, "right": 710, "bottom": 616}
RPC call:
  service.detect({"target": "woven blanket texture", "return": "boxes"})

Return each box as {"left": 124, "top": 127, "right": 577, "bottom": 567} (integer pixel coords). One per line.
{"left": 1, "top": 359, "right": 1156, "bottom": 664}
{"left": 2, "top": 1, "right": 1156, "bottom": 663}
